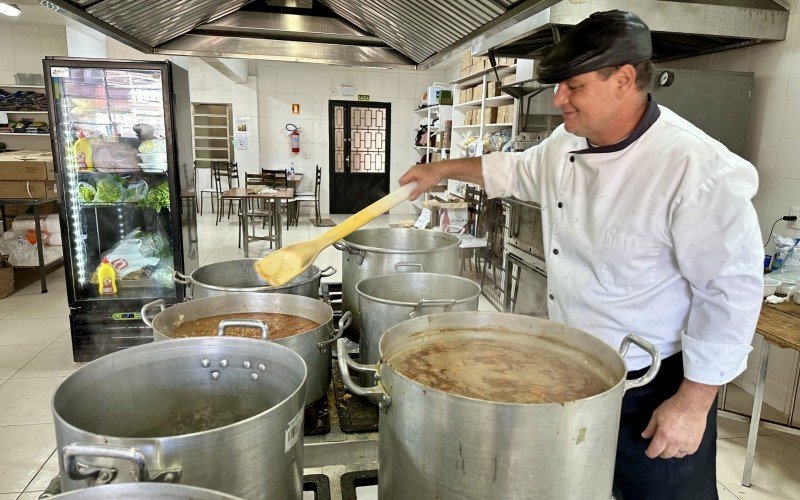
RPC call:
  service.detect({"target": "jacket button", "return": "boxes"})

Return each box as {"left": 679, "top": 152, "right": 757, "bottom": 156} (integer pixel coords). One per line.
{"left": 557, "top": 202, "right": 563, "bottom": 208}
{"left": 553, "top": 249, "right": 559, "bottom": 255}
{"left": 548, "top": 293, "right": 554, "bottom": 300}
{"left": 569, "top": 156, "right": 575, "bottom": 162}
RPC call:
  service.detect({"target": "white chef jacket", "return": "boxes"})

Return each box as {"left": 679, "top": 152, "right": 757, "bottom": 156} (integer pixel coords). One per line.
{"left": 482, "top": 99, "right": 763, "bottom": 385}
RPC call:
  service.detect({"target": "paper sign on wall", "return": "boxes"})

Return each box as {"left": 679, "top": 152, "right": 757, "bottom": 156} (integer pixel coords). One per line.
{"left": 235, "top": 132, "right": 248, "bottom": 150}
{"left": 51, "top": 67, "right": 69, "bottom": 77}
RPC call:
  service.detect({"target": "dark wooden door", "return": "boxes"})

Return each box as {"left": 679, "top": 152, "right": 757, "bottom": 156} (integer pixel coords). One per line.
{"left": 329, "top": 101, "right": 391, "bottom": 214}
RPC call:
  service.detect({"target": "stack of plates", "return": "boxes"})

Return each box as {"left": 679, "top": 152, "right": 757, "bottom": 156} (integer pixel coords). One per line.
{"left": 138, "top": 152, "right": 168, "bottom": 173}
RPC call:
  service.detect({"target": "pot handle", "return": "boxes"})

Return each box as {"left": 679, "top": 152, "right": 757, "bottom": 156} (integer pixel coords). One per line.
{"left": 618, "top": 334, "right": 661, "bottom": 392}
{"left": 335, "top": 242, "right": 366, "bottom": 265}
{"left": 409, "top": 298, "right": 456, "bottom": 318}
{"left": 336, "top": 337, "right": 391, "bottom": 411}
{"left": 140, "top": 299, "right": 166, "bottom": 329}
{"left": 394, "top": 262, "right": 424, "bottom": 273}
{"left": 217, "top": 320, "right": 269, "bottom": 340}
{"left": 173, "top": 271, "right": 191, "bottom": 286}
{"left": 319, "top": 266, "right": 337, "bottom": 278}
{"left": 62, "top": 443, "right": 181, "bottom": 485}
{"left": 318, "top": 310, "right": 352, "bottom": 351}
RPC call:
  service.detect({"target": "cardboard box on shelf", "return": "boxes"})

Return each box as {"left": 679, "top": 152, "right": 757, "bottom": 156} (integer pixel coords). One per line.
{"left": 499, "top": 104, "right": 516, "bottom": 124}
{"left": 0, "top": 151, "right": 55, "bottom": 181}
{"left": 487, "top": 81, "right": 501, "bottom": 97}
{"left": 1, "top": 200, "right": 58, "bottom": 217}
{"left": 483, "top": 108, "right": 498, "bottom": 124}
{"left": 461, "top": 53, "right": 473, "bottom": 70}
{"left": 0, "top": 180, "right": 57, "bottom": 199}
{"left": 459, "top": 67, "right": 470, "bottom": 78}
{"left": 501, "top": 74, "right": 516, "bottom": 86}
{"left": 472, "top": 85, "right": 483, "bottom": 101}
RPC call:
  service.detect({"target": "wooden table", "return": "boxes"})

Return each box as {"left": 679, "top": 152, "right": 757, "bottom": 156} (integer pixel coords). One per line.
{"left": 220, "top": 187, "right": 294, "bottom": 257}
{"left": 718, "top": 300, "right": 800, "bottom": 486}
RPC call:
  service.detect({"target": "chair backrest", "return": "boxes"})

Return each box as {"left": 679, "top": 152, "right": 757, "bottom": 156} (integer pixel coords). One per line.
{"left": 260, "top": 168, "right": 288, "bottom": 189}
{"left": 211, "top": 162, "right": 229, "bottom": 193}
{"left": 464, "top": 185, "right": 487, "bottom": 238}
{"left": 244, "top": 173, "right": 265, "bottom": 186}
{"left": 314, "top": 165, "right": 322, "bottom": 198}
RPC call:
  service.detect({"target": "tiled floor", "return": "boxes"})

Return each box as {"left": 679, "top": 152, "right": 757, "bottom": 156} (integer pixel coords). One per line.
{"left": 1, "top": 211, "right": 799, "bottom": 498}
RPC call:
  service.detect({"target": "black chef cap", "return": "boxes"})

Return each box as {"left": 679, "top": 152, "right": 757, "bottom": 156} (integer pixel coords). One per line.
{"left": 536, "top": 10, "right": 652, "bottom": 84}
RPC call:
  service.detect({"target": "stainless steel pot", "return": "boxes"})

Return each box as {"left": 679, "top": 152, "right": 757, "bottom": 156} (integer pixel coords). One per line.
{"left": 338, "top": 312, "right": 660, "bottom": 499}
{"left": 48, "top": 482, "right": 242, "bottom": 499}
{"left": 142, "top": 293, "right": 351, "bottom": 406}
{"left": 356, "top": 272, "right": 480, "bottom": 387}
{"left": 335, "top": 228, "right": 461, "bottom": 335}
{"left": 174, "top": 259, "right": 336, "bottom": 299}
{"left": 53, "top": 337, "right": 306, "bottom": 500}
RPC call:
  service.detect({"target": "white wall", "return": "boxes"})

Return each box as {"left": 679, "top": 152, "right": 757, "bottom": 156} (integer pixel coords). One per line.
{"left": 65, "top": 25, "right": 105, "bottom": 58}
{"left": 255, "top": 61, "right": 446, "bottom": 214}
{"left": 0, "top": 21, "right": 67, "bottom": 83}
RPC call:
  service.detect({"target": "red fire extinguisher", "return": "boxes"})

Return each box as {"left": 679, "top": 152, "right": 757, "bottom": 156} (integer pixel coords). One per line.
{"left": 287, "top": 123, "right": 300, "bottom": 153}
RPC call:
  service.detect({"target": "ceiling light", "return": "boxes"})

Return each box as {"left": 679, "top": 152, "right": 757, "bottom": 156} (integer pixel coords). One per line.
{"left": 0, "top": 3, "right": 21, "bottom": 17}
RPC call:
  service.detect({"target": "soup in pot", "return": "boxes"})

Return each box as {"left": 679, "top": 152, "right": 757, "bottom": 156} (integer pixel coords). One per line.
{"left": 170, "top": 312, "right": 320, "bottom": 340}
{"left": 388, "top": 331, "right": 616, "bottom": 404}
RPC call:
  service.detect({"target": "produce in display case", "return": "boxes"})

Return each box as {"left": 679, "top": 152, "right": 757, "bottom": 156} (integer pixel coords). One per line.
{"left": 44, "top": 58, "right": 197, "bottom": 361}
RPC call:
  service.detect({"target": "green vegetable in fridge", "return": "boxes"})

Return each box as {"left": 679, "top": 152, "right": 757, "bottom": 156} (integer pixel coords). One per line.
{"left": 77, "top": 182, "right": 96, "bottom": 203}
{"left": 94, "top": 177, "right": 123, "bottom": 203}
{"left": 138, "top": 182, "right": 171, "bottom": 212}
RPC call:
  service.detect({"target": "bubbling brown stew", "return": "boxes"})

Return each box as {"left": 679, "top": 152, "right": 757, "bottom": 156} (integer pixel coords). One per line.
{"left": 388, "top": 333, "right": 616, "bottom": 404}
{"left": 170, "top": 312, "right": 320, "bottom": 340}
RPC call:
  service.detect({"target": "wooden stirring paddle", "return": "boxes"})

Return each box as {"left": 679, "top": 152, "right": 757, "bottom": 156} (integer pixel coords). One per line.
{"left": 254, "top": 182, "right": 418, "bottom": 286}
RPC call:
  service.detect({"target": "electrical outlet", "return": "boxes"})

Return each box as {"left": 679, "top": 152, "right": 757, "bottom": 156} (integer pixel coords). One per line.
{"left": 790, "top": 206, "right": 800, "bottom": 230}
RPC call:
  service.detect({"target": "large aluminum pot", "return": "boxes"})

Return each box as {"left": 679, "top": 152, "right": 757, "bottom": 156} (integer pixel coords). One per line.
{"left": 356, "top": 272, "right": 480, "bottom": 387}
{"left": 49, "top": 482, "right": 242, "bottom": 499}
{"left": 338, "top": 312, "right": 660, "bottom": 499}
{"left": 174, "top": 259, "right": 336, "bottom": 299}
{"left": 335, "top": 228, "right": 461, "bottom": 335}
{"left": 53, "top": 337, "right": 306, "bottom": 500}
{"left": 142, "top": 294, "right": 351, "bottom": 406}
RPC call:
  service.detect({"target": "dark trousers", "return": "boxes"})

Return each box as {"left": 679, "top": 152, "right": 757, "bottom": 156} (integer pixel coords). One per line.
{"left": 612, "top": 353, "right": 718, "bottom": 500}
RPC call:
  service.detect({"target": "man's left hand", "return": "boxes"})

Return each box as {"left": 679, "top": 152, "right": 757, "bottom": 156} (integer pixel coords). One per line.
{"left": 641, "top": 380, "right": 719, "bottom": 459}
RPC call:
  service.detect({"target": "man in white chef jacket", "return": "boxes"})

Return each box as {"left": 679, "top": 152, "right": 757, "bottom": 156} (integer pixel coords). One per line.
{"left": 400, "top": 10, "right": 763, "bottom": 499}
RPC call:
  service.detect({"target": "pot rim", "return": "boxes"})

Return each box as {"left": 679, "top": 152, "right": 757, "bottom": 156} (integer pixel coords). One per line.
{"left": 151, "top": 293, "right": 334, "bottom": 343}
{"left": 340, "top": 228, "right": 461, "bottom": 255}
{"left": 52, "top": 337, "right": 307, "bottom": 440}
{"left": 356, "top": 272, "right": 481, "bottom": 307}
{"left": 189, "top": 259, "right": 323, "bottom": 293}
{"left": 377, "top": 312, "right": 631, "bottom": 408}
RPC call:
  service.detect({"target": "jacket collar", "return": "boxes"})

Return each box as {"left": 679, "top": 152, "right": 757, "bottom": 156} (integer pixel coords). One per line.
{"left": 571, "top": 94, "right": 660, "bottom": 154}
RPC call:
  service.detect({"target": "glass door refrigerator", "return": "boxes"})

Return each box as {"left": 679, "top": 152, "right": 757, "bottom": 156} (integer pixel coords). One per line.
{"left": 44, "top": 58, "right": 198, "bottom": 362}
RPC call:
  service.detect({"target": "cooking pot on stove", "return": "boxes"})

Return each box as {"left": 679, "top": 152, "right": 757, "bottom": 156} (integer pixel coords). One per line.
{"left": 49, "top": 482, "right": 242, "bottom": 499}
{"left": 174, "top": 259, "right": 336, "bottom": 299}
{"left": 335, "top": 228, "right": 461, "bottom": 336}
{"left": 356, "top": 272, "right": 480, "bottom": 388}
{"left": 53, "top": 337, "right": 306, "bottom": 499}
{"left": 142, "top": 293, "right": 350, "bottom": 406}
{"left": 338, "top": 312, "right": 660, "bottom": 499}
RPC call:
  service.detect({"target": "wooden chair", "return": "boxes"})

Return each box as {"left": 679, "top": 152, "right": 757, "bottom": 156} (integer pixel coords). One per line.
{"left": 197, "top": 161, "right": 218, "bottom": 215}
{"left": 211, "top": 162, "right": 233, "bottom": 225}
{"left": 223, "top": 162, "right": 241, "bottom": 221}
{"left": 243, "top": 173, "right": 277, "bottom": 249}
{"left": 261, "top": 168, "right": 293, "bottom": 229}
{"left": 291, "top": 165, "right": 322, "bottom": 226}
{"left": 460, "top": 186, "right": 489, "bottom": 277}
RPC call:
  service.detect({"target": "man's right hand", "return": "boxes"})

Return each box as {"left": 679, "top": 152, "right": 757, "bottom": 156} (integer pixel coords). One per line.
{"left": 399, "top": 164, "right": 444, "bottom": 200}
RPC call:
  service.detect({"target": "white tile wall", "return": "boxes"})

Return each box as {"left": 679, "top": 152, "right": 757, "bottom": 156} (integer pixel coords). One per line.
{"left": 65, "top": 26, "right": 106, "bottom": 58}
{"left": 0, "top": 22, "right": 67, "bottom": 83}
{"left": 254, "top": 62, "right": 445, "bottom": 215}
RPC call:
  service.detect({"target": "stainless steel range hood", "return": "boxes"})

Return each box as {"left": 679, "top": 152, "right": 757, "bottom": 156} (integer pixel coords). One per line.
{"left": 418, "top": 0, "right": 790, "bottom": 70}
{"left": 40, "top": 0, "right": 789, "bottom": 70}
